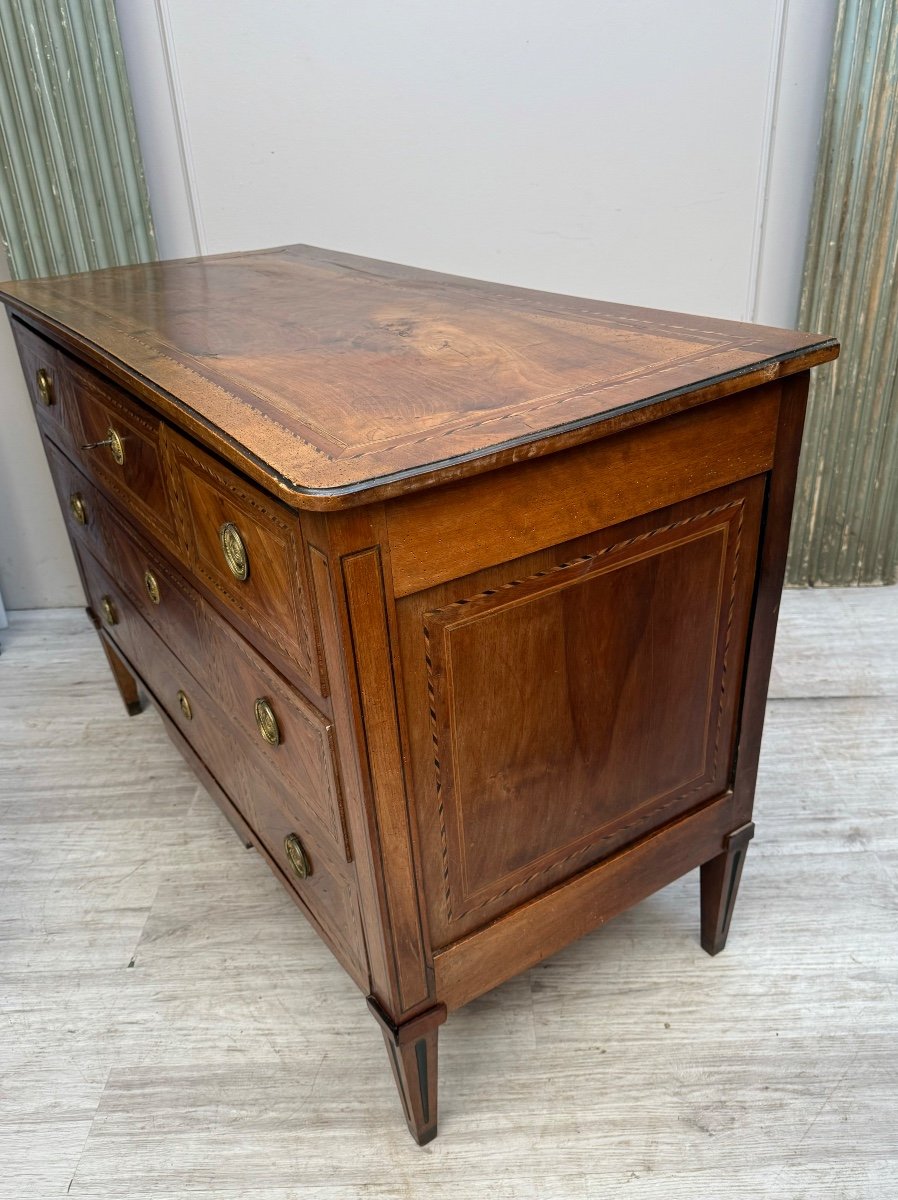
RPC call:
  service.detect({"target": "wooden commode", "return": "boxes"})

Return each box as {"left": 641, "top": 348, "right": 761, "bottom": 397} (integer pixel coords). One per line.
{"left": 1, "top": 246, "right": 838, "bottom": 1143}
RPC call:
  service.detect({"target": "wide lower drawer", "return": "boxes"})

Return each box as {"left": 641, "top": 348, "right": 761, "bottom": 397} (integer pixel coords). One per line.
{"left": 103, "top": 502, "right": 350, "bottom": 861}
{"left": 76, "top": 543, "right": 367, "bottom": 981}
{"left": 44, "top": 438, "right": 112, "bottom": 564}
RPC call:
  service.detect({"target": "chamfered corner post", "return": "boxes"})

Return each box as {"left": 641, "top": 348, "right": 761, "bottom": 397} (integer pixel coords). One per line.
{"left": 700, "top": 821, "right": 755, "bottom": 956}
{"left": 367, "top": 997, "right": 447, "bottom": 1145}
{"left": 98, "top": 633, "right": 143, "bottom": 717}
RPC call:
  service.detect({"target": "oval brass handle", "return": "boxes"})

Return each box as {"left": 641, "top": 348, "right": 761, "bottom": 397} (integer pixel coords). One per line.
{"left": 36, "top": 368, "right": 54, "bottom": 406}
{"left": 100, "top": 595, "right": 118, "bottom": 626}
{"left": 177, "top": 689, "right": 193, "bottom": 721}
{"left": 219, "top": 521, "right": 248, "bottom": 581}
{"left": 69, "top": 493, "right": 87, "bottom": 525}
{"left": 144, "top": 569, "right": 161, "bottom": 605}
{"left": 82, "top": 427, "right": 124, "bottom": 466}
{"left": 254, "top": 697, "right": 280, "bottom": 746}
{"left": 284, "top": 833, "right": 311, "bottom": 880}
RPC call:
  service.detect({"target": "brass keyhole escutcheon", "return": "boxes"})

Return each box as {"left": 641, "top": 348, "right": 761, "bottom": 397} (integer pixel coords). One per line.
{"left": 100, "top": 595, "right": 118, "bottom": 626}
{"left": 69, "top": 493, "right": 87, "bottom": 525}
{"left": 82, "top": 426, "right": 125, "bottom": 465}
{"left": 254, "top": 697, "right": 280, "bottom": 746}
{"left": 219, "top": 521, "right": 248, "bottom": 581}
{"left": 144, "top": 569, "right": 161, "bottom": 605}
{"left": 177, "top": 689, "right": 192, "bottom": 721}
{"left": 284, "top": 833, "right": 311, "bottom": 880}
{"left": 36, "top": 368, "right": 54, "bottom": 406}
{"left": 106, "top": 428, "right": 125, "bottom": 465}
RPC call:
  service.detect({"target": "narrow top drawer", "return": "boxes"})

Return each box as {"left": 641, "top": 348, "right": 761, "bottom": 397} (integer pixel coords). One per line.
{"left": 11, "top": 319, "right": 70, "bottom": 436}
{"left": 66, "top": 358, "right": 181, "bottom": 553}
{"left": 168, "top": 431, "right": 321, "bottom": 693}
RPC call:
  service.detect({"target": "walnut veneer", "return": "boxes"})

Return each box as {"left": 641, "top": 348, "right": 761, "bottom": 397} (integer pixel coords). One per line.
{"left": 1, "top": 245, "right": 838, "bottom": 1143}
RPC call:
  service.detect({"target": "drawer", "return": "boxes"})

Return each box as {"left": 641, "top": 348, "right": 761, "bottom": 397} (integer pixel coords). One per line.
{"left": 44, "top": 439, "right": 113, "bottom": 567}
{"left": 65, "top": 359, "right": 181, "bottom": 554}
{"left": 103, "top": 507, "right": 349, "bottom": 859}
{"left": 11, "top": 319, "right": 71, "bottom": 439}
{"left": 195, "top": 714, "right": 367, "bottom": 982}
{"left": 168, "top": 431, "right": 320, "bottom": 691}
{"left": 75, "top": 545, "right": 365, "bottom": 983}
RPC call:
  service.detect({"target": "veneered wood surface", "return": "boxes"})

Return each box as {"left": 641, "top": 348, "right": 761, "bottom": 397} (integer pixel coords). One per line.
{"left": 386, "top": 383, "right": 778, "bottom": 596}
{"left": 168, "top": 429, "right": 319, "bottom": 690}
{"left": 75, "top": 541, "right": 368, "bottom": 989}
{"left": 102, "top": 503, "right": 348, "bottom": 860}
{"left": 0, "top": 244, "right": 837, "bottom": 506}
{"left": 399, "top": 479, "right": 764, "bottom": 946}
{"left": 433, "top": 790, "right": 737, "bottom": 1012}
{"left": 1, "top": 243, "right": 842, "bottom": 1143}
{"left": 32, "top": 327, "right": 323, "bottom": 696}
{"left": 43, "top": 437, "right": 110, "bottom": 563}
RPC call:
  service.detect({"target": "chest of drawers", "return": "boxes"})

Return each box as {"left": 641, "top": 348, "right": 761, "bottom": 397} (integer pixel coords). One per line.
{"left": 2, "top": 246, "right": 838, "bottom": 1142}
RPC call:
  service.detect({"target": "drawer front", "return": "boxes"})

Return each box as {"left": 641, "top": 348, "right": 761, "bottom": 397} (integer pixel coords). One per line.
{"left": 75, "top": 545, "right": 366, "bottom": 983}
{"left": 169, "top": 433, "right": 320, "bottom": 691}
{"left": 104, "top": 506, "right": 349, "bottom": 859}
{"left": 16, "top": 331, "right": 323, "bottom": 699}
{"left": 195, "top": 714, "right": 366, "bottom": 981}
{"left": 44, "top": 439, "right": 113, "bottom": 565}
{"left": 12, "top": 319, "right": 71, "bottom": 438}
{"left": 65, "top": 359, "right": 181, "bottom": 553}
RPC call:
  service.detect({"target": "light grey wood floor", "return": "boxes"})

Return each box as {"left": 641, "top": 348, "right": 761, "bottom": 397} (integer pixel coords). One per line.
{"left": 1, "top": 591, "right": 896, "bottom": 1199}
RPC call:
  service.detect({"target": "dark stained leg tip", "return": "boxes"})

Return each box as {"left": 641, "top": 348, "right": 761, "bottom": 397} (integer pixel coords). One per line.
{"left": 367, "top": 997, "right": 446, "bottom": 1146}
{"left": 700, "top": 822, "right": 755, "bottom": 958}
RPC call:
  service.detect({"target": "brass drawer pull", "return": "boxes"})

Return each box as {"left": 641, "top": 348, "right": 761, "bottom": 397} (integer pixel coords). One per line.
{"left": 177, "top": 689, "right": 193, "bottom": 721}
{"left": 100, "top": 595, "right": 118, "bottom": 626}
{"left": 254, "top": 697, "right": 280, "bottom": 746}
{"left": 284, "top": 833, "right": 311, "bottom": 880}
{"left": 82, "top": 427, "right": 125, "bottom": 466}
{"left": 69, "top": 493, "right": 87, "bottom": 525}
{"left": 36, "top": 368, "right": 54, "bottom": 406}
{"left": 144, "top": 569, "right": 161, "bottom": 605}
{"left": 219, "top": 521, "right": 248, "bottom": 581}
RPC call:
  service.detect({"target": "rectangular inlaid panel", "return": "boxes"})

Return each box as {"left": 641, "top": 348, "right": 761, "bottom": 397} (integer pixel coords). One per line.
{"left": 398, "top": 478, "right": 764, "bottom": 946}
{"left": 170, "top": 432, "right": 320, "bottom": 691}
{"left": 43, "top": 438, "right": 112, "bottom": 567}
{"left": 11, "top": 318, "right": 70, "bottom": 439}
{"left": 66, "top": 358, "right": 182, "bottom": 554}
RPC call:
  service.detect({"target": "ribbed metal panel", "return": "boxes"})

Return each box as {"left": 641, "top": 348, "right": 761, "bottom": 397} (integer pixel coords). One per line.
{"left": 0, "top": 0, "right": 155, "bottom": 279}
{"left": 789, "top": 0, "right": 898, "bottom": 585}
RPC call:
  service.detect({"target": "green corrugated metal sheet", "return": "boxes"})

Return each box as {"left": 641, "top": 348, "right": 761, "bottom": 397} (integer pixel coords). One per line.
{"left": 0, "top": 0, "right": 155, "bottom": 279}
{"left": 789, "top": 0, "right": 898, "bottom": 586}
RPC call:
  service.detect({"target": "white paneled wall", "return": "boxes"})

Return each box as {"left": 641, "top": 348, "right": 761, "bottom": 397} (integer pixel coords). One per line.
{"left": 118, "top": 0, "right": 838, "bottom": 323}
{"left": 1, "top": 0, "right": 838, "bottom": 607}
